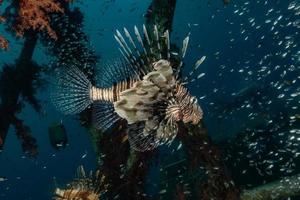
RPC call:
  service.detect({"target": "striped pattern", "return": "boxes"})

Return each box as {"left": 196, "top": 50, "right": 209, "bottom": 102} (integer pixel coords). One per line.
{"left": 54, "top": 166, "right": 104, "bottom": 200}
{"left": 52, "top": 23, "right": 205, "bottom": 151}
{"left": 90, "top": 78, "right": 136, "bottom": 102}
{"left": 167, "top": 83, "right": 203, "bottom": 125}
{"left": 55, "top": 188, "right": 99, "bottom": 200}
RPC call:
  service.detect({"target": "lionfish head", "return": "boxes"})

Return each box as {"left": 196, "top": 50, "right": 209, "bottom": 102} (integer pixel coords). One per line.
{"left": 182, "top": 96, "right": 203, "bottom": 125}
{"left": 167, "top": 84, "right": 203, "bottom": 125}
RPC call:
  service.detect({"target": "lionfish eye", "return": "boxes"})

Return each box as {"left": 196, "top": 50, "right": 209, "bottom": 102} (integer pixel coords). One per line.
{"left": 190, "top": 97, "right": 197, "bottom": 104}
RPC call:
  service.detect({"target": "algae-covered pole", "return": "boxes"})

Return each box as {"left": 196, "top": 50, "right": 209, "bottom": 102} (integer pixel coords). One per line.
{"left": 93, "top": 122, "right": 155, "bottom": 199}
{"left": 0, "top": 31, "right": 38, "bottom": 154}
{"left": 145, "top": 0, "right": 177, "bottom": 33}
{"left": 44, "top": 1, "right": 97, "bottom": 80}
{"left": 144, "top": 0, "right": 239, "bottom": 198}
{"left": 178, "top": 124, "right": 240, "bottom": 199}
{"left": 240, "top": 174, "right": 300, "bottom": 200}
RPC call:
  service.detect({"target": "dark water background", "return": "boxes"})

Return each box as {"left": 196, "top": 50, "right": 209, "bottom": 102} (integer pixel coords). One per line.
{"left": 0, "top": 0, "right": 299, "bottom": 199}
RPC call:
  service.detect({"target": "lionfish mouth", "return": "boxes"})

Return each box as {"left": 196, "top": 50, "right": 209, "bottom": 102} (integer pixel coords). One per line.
{"left": 183, "top": 118, "right": 200, "bottom": 125}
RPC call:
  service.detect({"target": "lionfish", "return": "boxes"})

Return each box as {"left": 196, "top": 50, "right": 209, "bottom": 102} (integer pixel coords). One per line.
{"left": 52, "top": 25, "right": 205, "bottom": 151}
{"left": 54, "top": 165, "right": 105, "bottom": 200}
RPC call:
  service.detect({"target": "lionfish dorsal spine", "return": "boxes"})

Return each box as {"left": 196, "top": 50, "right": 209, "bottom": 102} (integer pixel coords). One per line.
{"left": 134, "top": 25, "right": 150, "bottom": 63}
{"left": 143, "top": 24, "right": 153, "bottom": 53}
{"left": 124, "top": 27, "right": 137, "bottom": 49}
{"left": 77, "top": 165, "right": 86, "bottom": 178}
{"left": 115, "top": 32, "right": 144, "bottom": 74}
{"left": 179, "top": 35, "right": 190, "bottom": 68}
{"left": 114, "top": 34, "right": 131, "bottom": 57}
{"left": 115, "top": 32, "right": 148, "bottom": 76}
{"left": 165, "top": 30, "right": 171, "bottom": 60}
{"left": 124, "top": 27, "right": 147, "bottom": 67}
{"left": 153, "top": 25, "right": 162, "bottom": 59}
{"left": 116, "top": 30, "right": 133, "bottom": 55}
{"left": 183, "top": 55, "right": 207, "bottom": 82}
{"left": 115, "top": 27, "right": 156, "bottom": 76}
{"left": 117, "top": 48, "right": 140, "bottom": 78}
{"left": 54, "top": 166, "right": 103, "bottom": 200}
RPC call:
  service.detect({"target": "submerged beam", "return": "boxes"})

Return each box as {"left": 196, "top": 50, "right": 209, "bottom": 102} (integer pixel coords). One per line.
{"left": 240, "top": 174, "right": 300, "bottom": 200}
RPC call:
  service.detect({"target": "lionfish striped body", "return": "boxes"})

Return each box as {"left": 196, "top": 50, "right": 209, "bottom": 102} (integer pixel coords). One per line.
{"left": 54, "top": 166, "right": 105, "bottom": 200}
{"left": 52, "top": 25, "right": 205, "bottom": 151}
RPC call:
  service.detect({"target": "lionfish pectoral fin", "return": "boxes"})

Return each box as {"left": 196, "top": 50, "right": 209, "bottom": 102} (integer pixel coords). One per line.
{"left": 156, "top": 119, "right": 178, "bottom": 146}
{"left": 127, "top": 118, "right": 178, "bottom": 151}
{"left": 92, "top": 101, "right": 121, "bottom": 131}
{"left": 51, "top": 67, "right": 93, "bottom": 115}
{"left": 127, "top": 121, "right": 158, "bottom": 152}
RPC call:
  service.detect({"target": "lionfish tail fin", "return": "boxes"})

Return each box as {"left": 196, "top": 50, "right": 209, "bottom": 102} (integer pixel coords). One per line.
{"left": 51, "top": 67, "right": 93, "bottom": 115}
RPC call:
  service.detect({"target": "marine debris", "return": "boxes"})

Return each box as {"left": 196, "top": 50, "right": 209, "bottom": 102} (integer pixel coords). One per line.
{"left": 48, "top": 123, "right": 68, "bottom": 150}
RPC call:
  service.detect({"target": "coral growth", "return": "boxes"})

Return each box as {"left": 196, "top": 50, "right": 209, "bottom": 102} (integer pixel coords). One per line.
{"left": 13, "top": 117, "right": 38, "bottom": 156}
{"left": 15, "top": 0, "right": 65, "bottom": 39}
{"left": 0, "top": 35, "right": 8, "bottom": 50}
{"left": 0, "top": 1, "right": 8, "bottom": 50}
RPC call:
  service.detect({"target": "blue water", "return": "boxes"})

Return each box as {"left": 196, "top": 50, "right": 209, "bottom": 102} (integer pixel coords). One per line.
{"left": 0, "top": 0, "right": 299, "bottom": 199}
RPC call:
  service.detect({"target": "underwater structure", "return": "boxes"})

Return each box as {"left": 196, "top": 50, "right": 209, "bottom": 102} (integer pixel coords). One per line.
{"left": 0, "top": 0, "right": 74, "bottom": 154}
{"left": 0, "top": 0, "right": 299, "bottom": 199}
{"left": 51, "top": 0, "right": 240, "bottom": 199}
{"left": 0, "top": 33, "right": 40, "bottom": 156}
{"left": 0, "top": 0, "right": 94, "bottom": 155}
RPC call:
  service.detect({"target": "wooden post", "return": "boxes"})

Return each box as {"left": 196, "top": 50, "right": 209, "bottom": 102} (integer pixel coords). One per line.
{"left": 0, "top": 31, "right": 38, "bottom": 155}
